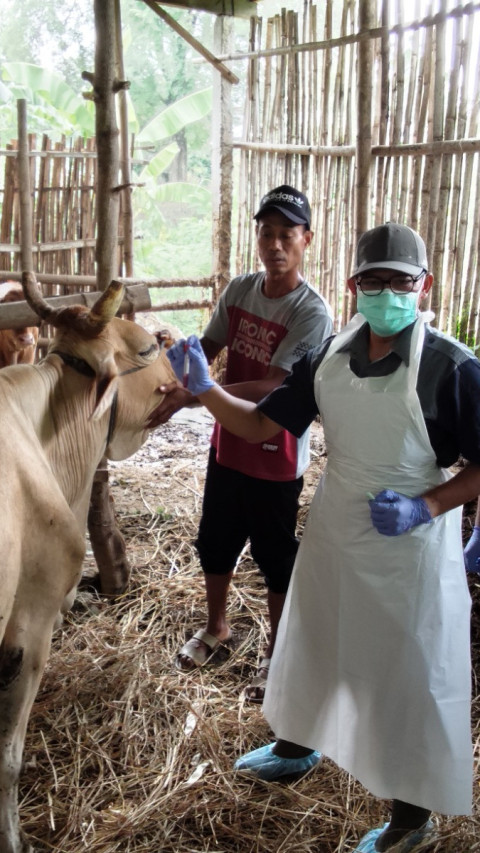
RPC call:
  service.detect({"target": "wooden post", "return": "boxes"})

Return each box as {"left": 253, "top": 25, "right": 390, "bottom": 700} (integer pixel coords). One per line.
{"left": 86, "top": 0, "right": 130, "bottom": 597}
{"left": 93, "top": 0, "right": 120, "bottom": 289}
{"left": 354, "top": 1, "right": 375, "bottom": 243}
{"left": 211, "top": 15, "right": 234, "bottom": 300}
{"left": 114, "top": 0, "right": 134, "bottom": 288}
{"left": 351, "top": 0, "right": 375, "bottom": 320}
{"left": 17, "top": 100, "right": 33, "bottom": 273}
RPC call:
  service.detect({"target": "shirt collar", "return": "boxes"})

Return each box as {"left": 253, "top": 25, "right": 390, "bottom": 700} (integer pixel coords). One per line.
{"left": 338, "top": 318, "right": 416, "bottom": 365}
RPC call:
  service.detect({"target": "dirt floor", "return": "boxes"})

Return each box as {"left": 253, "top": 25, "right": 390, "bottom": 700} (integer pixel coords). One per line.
{"left": 20, "top": 412, "right": 480, "bottom": 852}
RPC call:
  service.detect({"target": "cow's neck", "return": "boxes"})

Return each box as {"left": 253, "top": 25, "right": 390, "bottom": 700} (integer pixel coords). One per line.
{"left": 37, "top": 359, "right": 110, "bottom": 527}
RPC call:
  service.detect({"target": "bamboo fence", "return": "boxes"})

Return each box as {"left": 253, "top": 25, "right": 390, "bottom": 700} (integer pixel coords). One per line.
{"left": 2, "top": 2, "right": 480, "bottom": 345}
{"left": 233, "top": 0, "right": 480, "bottom": 344}
{"left": 0, "top": 136, "right": 215, "bottom": 318}
{"left": 0, "top": 136, "right": 100, "bottom": 285}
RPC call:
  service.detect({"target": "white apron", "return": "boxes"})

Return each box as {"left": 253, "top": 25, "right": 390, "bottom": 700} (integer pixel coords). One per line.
{"left": 263, "top": 315, "right": 473, "bottom": 815}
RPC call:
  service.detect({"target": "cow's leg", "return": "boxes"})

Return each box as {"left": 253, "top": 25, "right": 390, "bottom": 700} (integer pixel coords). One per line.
{"left": 0, "top": 612, "right": 61, "bottom": 853}
{"left": 0, "top": 513, "right": 85, "bottom": 853}
{"left": 88, "top": 471, "right": 130, "bottom": 596}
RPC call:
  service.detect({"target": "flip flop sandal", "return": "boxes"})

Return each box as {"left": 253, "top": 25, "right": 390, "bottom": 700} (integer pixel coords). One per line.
{"left": 244, "top": 657, "right": 271, "bottom": 703}
{"left": 175, "top": 628, "right": 231, "bottom": 672}
{"left": 353, "top": 820, "right": 436, "bottom": 853}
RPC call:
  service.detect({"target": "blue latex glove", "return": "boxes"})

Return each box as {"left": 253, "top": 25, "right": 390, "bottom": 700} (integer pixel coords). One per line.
{"left": 166, "top": 334, "right": 215, "bottom": 395}
{"left": 369, "top": 489, "right": 432, "bottom": 536}
{"left": 464, "top": 526, "right": 480, "bottom": 573}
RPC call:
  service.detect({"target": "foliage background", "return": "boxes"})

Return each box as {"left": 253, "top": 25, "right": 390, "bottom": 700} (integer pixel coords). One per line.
{"left": 0, "top": 0, "right": 252, "bottom": 334}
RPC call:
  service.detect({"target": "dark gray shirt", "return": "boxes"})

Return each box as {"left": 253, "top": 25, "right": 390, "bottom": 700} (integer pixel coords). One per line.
{"left": 258, "top": 321, "right": 480, "bottom": 468}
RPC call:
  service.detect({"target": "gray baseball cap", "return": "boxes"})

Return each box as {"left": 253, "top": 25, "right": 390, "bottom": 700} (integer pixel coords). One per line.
{"left": 353, "top": 223, "right": 428, "bottom": 276}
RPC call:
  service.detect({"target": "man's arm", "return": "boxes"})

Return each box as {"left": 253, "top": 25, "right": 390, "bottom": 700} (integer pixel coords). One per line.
{"left": 198, "top": 384, "right": 283, "bottom": 443}
{"left": 422, "top": 464, "right": 480, "bottom": 517}
{"left": 370, "top": 464, "right": 480, "bottom": 538}
{"left": 146, "top": 335, "right": 223, "bottom": 428}
{"left": 464, "top": 496, "right": 480, "bottom": 573}
{"left": 147, "top": 336, "right": 289, "bottom": 427}
{"left": 222, "top": 364, "right": 289, "bottom": 403}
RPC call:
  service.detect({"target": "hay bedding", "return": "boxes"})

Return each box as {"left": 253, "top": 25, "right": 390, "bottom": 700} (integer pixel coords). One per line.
{"left": 20, "top": 411, "right": 479, "bottom": 853}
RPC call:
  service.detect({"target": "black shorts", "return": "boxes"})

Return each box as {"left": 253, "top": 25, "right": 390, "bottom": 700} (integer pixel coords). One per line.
{"left": 195, "top": 447, "right": 303, "bottom": 594}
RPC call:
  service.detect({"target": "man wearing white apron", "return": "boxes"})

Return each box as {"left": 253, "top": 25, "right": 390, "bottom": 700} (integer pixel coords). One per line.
{"left": 164, "top": 223, "right": 480, "bottom": 853}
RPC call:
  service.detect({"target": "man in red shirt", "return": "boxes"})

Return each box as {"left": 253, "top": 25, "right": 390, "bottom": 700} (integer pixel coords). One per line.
{"left": 148, "top": 185, "right": 333, "bottom": 700}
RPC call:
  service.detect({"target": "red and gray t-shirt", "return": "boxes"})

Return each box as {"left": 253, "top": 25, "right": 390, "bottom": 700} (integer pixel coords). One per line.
{"left": 204, "top": 272, "right": 333, "bottom": 481}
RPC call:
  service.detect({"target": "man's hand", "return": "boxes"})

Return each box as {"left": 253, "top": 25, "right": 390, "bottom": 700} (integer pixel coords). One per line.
{"left": 146, "top": 382, "right": 192, "bottom": 429}
{"left": 369, "top": 489, "right": 432, "bottom": 536}
{"left": 167, "top": 335, "right": 215, "bottom": 395}
{"left": 464, "top": 526, "right": 480, "bottom": 573}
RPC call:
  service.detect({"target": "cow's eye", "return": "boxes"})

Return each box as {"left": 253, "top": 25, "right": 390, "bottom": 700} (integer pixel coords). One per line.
{"left": 138, "top": 343, "right": 158, "bottom": 359}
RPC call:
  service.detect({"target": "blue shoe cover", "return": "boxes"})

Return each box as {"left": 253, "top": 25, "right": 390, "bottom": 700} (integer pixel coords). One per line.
{"left": 353, "top": 820, "right": 435, "bottom": 853}
{"left": 234, "top": 742, "right": 322, "bottom": 781}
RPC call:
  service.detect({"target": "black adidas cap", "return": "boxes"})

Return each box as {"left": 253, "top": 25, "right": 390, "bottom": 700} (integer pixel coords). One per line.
{"left": 254, "top": 185, "right": 311, "bottom": 229}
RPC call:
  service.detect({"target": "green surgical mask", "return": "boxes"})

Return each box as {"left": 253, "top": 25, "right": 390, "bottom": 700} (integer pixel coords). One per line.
{"left": 357, "top": 290, "right": 419, "bottom": 337}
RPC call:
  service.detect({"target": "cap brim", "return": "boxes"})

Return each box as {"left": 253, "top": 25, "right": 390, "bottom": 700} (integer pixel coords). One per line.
{"left": 254, "top": 204, "right": 310, "bottom": 228}
{"left": 352, "top": 260, "right": 425, "bottom": 277}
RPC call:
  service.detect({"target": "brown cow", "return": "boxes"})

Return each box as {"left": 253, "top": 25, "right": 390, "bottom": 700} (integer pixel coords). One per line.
{"left": 0, "top": 281, "right": 39, "bottom": 366}
{"left": 0, "top": 274, "right": 177, "bottom": 853}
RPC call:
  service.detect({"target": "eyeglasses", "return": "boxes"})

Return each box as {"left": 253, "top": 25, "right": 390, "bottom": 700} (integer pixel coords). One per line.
{"left": 355, "top": 271, "right": 427, "bottom": 296}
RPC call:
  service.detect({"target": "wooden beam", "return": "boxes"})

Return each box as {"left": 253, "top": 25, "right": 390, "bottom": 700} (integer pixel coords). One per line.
{"left": 141, "top": 0, "right": 239, "bottom": 85}
{"left": 233, "top": 138, "right": 480, "bottom": 157}
{"left": 0, "top": 283, "right": 151, "bottom": 331}
{"left": 1, "top": 271, "right": 216, "bottom": 289}
{"left": 214, "top": 2, "right": 480, "bottom": 62}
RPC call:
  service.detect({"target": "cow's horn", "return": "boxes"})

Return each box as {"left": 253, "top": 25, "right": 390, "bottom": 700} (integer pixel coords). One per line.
{"left": 86, "top": 280, "right": 125, "bottom": 328}
{"left": 22, "top": 273, "right": 125, "bottom": 332}
{"left": 22, "top": 271, "right": 58, "bottom": 321}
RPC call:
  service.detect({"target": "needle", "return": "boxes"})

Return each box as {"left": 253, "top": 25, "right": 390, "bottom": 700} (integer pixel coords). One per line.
{"left": 182, "top": 342, "right": 190, "bottom": 388}
{"left": 366, "top": 492, "right": 375, "bottom": 501}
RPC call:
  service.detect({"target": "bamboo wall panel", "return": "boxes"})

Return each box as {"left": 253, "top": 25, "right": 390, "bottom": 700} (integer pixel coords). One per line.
{"left": 235, "top": 0, "right": 480, "bottom": 346}
{"left": 0, "top": 136, "right": 103, "bottom": 294}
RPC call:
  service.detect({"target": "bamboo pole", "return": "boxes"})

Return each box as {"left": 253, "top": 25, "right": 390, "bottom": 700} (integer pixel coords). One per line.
{"left": 17, "top": 100, "right": 33, "bottom": 274}
{"left": 355, "top": 0, "right": 375, "bottom": 242}
{"left": 87, "top": 0, "right": 121, "bottom": 291}
{"left": 215, "top": 2, "right": 480, "bottom": 63}
{"left": 374, "top": 0, "right": 389, "bottom": 223}
{"left": 0, "top": 283, "right": 151, "bottom": 330}
{"left": 140, "top": 0, "right": 239, "bottom": 85}
{"left": 389, "top": 0, "right": 405, "bottom": 221}
{"left": 453, "top": 40, "right": 480, "bottom": 338}
{"left": 439, "top": 13, "right": 463, "bottom": 331}
{"left": 398, "top": 3, "right": 420, "bottom": 221}
{"left": 428, "top": 0, "right": 447, "bottom": 325}
{"left": 319, "top": 0, "right": 332, "bottom": 301}
{"left": 418, "top": 6, "right": 435, "bottom": 241}
{"left": 410, "top": 5, "right": 432, "bottom": 229}
{"left": 233, "top": 138, "right": 480, "bottom": 156}
{"left": 211, "top": 15, "right": 234, "bottom": 299}
{"left": 114, "top": 0, "right": 134, "bottom": 290}
{"left": 86, "top": 0, "right": 129, "bottom": 598}
{"left": 465, "top": 159, "right": 480, "bottom": 343}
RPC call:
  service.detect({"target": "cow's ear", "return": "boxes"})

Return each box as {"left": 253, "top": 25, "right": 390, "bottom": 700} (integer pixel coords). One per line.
{"left": 89, "top": 358, "right": 119, "bottom": 420}
{"left": 90, "top": 374, "right": 119, "bottom": 420}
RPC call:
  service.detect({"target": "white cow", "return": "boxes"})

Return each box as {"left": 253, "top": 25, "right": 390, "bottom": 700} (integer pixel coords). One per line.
{"left": 0, "top": 274, "right": 177, "bottom": 853}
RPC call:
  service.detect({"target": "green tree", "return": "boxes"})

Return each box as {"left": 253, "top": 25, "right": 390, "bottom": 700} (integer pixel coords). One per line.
{"left": 0, "top": 0, "right": 95, "bottom": 91}
{"left": 1, "top": 0, "right": 216, "bottom": 326}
